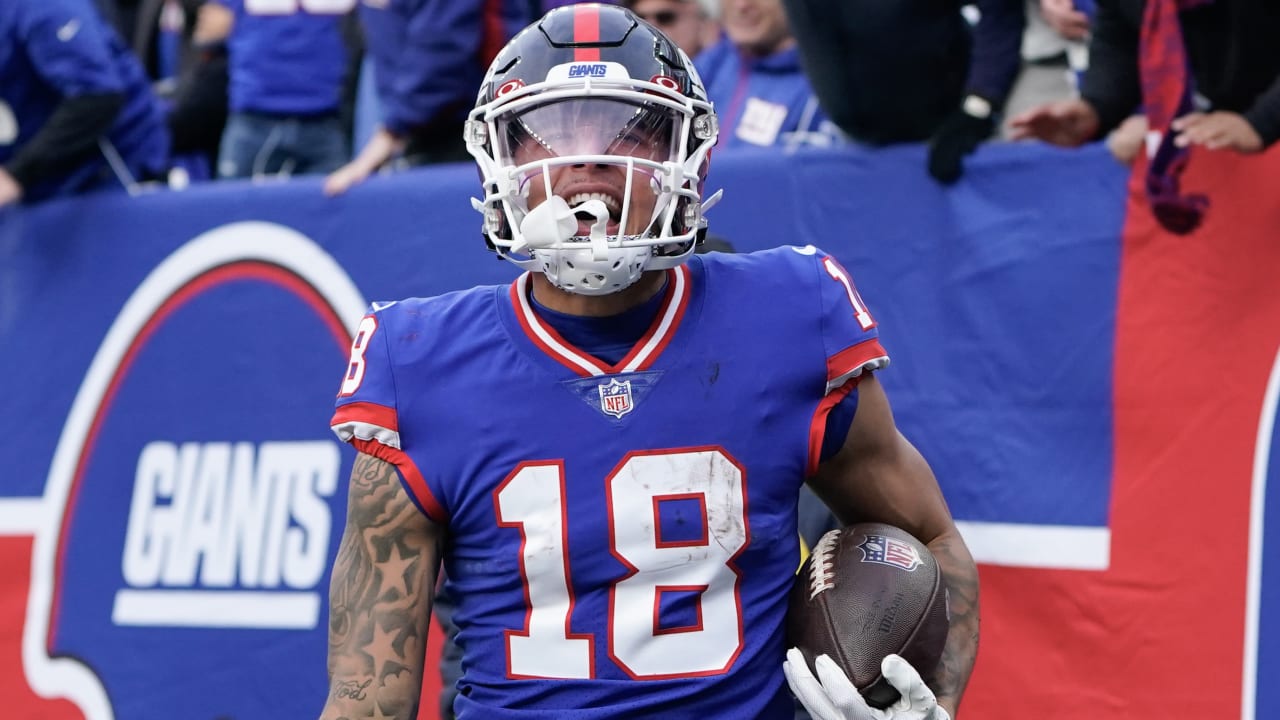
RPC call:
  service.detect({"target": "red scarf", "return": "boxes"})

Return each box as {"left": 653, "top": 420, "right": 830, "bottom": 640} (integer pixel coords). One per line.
{"left": 1139, "top": 0, "right": 1212, "bottom": 234}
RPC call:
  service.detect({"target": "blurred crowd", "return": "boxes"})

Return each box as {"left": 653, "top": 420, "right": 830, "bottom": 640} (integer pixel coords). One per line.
{"left": 1, "top": 0, "right": 1277, "bottom": 221}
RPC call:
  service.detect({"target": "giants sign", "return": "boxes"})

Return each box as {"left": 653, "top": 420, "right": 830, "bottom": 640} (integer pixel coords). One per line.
{"left": 0, "top": 144, "right": 1276, "bottom": 720}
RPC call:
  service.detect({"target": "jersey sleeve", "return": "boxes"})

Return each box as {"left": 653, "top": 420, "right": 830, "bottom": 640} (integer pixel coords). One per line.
{"left": 329, "top": 304, "right": 448, "bottom": 523}
{"left": 810, "top": 247, "right": 889, "bottom": 393}
{"left": 803, "top": 246, "right": 890, "bottom": 475}
{"left": 18, "top": 0, "right": 125, "bottom": 96}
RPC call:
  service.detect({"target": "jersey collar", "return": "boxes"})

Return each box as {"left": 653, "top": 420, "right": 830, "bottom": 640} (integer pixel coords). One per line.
{"left": 509, "top": 266, "right": 691, "bottom": 377}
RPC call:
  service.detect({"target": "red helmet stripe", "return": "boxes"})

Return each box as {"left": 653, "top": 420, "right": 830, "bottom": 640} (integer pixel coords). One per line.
{"left": 573, "top": 4, "right": 601, "bottom": 61}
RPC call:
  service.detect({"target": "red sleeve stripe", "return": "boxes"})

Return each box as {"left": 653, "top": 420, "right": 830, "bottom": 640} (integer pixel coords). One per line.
{"left": 826, "top": 339, "right": 889, "bottom": 393}
{"left": 806, "top": 379, "right": 859, "bottom": 477}
{"left": 573, "top": 4, "right": 600, "bottom": 61}
{"left": 349, "top": 438, "right": 448, "bottom": 524}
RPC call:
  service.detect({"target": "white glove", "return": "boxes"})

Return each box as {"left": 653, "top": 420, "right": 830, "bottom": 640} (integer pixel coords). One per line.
{"left": 783, "top": 648, "right": 951, "bottom": 720}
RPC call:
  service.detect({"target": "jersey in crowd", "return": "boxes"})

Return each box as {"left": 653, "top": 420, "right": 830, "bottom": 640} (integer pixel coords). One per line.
{"left": 357, "top": 0, "right": 531, "bottom": 142}
{"left": 331, "top": 246, "right": 888, "bottom": 719}
{"left": 214, "top": 0, "right": 350, "bottom": 115}
{"left": 694, "top": 40, "right": 834, "bottom": 148}
{"left": 0, "top": 0, "right": 169, "bottom": 201}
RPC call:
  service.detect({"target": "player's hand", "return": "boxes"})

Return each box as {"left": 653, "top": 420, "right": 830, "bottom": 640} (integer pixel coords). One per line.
{"left": 1006, "top": 99, "right": 1100, "bottom": 147}
{"left": 1172, "top": 111, "right": 1264, "bottom": 154}
{"left": 784, "top": 648, "right": 950, "bottom": 720}
{"left": 0, "top": 167, "right": 23, "bottom": 208}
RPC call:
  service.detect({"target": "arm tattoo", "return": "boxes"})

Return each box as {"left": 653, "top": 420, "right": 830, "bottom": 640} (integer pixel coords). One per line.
{"left": 928, "top": 533, "right": 980, "bottom": 717}
{"left": 320, "top": 453, "right": 439, "bottom": 720}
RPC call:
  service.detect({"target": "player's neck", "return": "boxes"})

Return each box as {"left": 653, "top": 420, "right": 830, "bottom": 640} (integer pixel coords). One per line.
{"left": 528, "top": 271, "right": 668, "bottom": 317}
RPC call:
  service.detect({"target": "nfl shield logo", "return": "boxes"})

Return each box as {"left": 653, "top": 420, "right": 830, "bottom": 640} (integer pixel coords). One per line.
{"left": 857, "top": 533, "right": 923, "bottom": 571}
{"left": 598, "top": 378, "right": 634, "bottom": 418}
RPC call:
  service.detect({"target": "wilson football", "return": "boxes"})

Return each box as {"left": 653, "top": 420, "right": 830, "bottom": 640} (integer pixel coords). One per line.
{"left": 787, "top": 522, "right": 950, "bottom": 709}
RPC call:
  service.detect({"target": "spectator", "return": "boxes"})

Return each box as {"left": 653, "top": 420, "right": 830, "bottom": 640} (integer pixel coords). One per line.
{"left": 123, "top": 0, "right": 229, "bottom": 179}
{"left": 781, "top": 0, "right": 1026, "bottom": 183}
{"left": 694, "top": 0, "right": 841, "bottom": 151}
{"left": 130, "top": 0, "right": 220, "bottom": 101}
{"left": 621, "top": 0, "right": 719, "bottom": 58}
{"left": 93, "top": 0, "right": 127, "bottom": 38}
{"left": 1007, "top": 0, "right": 1150, "bottom": 165}
{"left": 322, "top": 0, "right": 531, "bottom": 196}
{"left": 195, "top": 0, "right": 355, "bottom": 180}
{"left": 1007, "top": 0, "right": 1280, "bottom": 233}
{"left": 166, "top": 15, "right": 230, "bottom": 178}
{"left": 1002, "top": 0, "right": 1091, "bottom": 126}
{"left": 0, "top": 0, "right": 170, "bottom": 208}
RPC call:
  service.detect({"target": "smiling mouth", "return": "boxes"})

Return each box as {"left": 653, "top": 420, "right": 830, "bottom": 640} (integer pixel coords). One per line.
{"left": 565, "top": 191, "right": 623, "bottom": 234}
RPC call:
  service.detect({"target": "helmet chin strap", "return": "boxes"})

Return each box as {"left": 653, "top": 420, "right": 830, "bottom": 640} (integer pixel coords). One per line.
{"left": 514, "top": 196, "right": 612, "bottom": 260}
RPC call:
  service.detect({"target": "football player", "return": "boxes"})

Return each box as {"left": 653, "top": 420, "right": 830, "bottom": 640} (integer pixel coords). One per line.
{"left": 320, "top": 4, "right": 978, "bottom": 720}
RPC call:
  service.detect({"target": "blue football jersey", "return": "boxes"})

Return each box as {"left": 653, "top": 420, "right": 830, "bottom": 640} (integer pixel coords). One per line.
{"left": 216, "top": 0, "right": 350, "bottom": 115}
{"left": 0, "top": 0, "right": 169, "bottom": 200}
{"left": 332, "top": 246, "right": 888, "bottom": 719}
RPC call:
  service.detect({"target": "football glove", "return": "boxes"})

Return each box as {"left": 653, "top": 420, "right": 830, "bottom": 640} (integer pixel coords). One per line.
{"left": 783, "top": 648, "right": 951, "bottom": 720}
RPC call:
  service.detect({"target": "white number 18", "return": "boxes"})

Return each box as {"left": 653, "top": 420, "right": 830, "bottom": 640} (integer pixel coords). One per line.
{"left": 495, "top": 448, "right": 748, "bottom": 680}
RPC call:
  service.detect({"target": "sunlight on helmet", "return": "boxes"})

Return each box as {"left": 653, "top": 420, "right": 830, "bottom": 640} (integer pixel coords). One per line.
{"left": 502, "top": 99, "right": 679, "bottom": 165}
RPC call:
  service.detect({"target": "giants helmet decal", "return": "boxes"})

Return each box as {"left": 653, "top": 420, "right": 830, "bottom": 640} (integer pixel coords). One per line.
{"left": 465, "top": 3, "right": 720, "bottom": 295}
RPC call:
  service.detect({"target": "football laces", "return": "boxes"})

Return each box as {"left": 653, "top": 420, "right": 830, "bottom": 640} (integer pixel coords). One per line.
{"left": 807, "top": 529, "right": 840, "bottom": 600}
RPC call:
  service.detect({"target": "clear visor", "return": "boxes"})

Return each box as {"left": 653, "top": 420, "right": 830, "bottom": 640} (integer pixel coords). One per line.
{"left": 498, "top": 98, "right": 681, "bottom": 167}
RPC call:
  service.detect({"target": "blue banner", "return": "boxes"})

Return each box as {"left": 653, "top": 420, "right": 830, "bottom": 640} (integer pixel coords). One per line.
{"left": 2, "top": 140, "right": 1274, "bottom": 720}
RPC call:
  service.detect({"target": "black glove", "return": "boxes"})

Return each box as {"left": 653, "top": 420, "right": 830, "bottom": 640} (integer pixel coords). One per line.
{"left": 927, "top": 95, "right": 997, "bottom": 185}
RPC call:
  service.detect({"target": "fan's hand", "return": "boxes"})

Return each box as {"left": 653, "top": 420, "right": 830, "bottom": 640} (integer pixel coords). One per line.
{"left": 927, "top": 97, "right": 996, "bottom": 184}
{"left": 783, "top": 648, "right": 950, "bottom": 720}
{"left": 1007, "top": 98, "right": 1100, "bottom": 147}
{"left": 1172, "top": 111, "right": 1264, "bottom": 154}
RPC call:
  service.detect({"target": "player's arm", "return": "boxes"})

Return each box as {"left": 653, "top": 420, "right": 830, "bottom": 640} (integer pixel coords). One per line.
{"left": 318, "top": 453, "right": 443, "bottom": 720}
{"left": 807, "top": 373, "right": 979, "bottom": 718}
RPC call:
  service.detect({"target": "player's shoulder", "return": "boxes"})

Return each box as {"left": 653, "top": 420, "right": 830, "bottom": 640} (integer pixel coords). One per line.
{"left": 364, "top": 283, "right": 506, "bottom": 366}
{"left": 694, "top": 245, "right": 838, "bottom": 319}
{"left": 697, "top": 243, "right": 831, "bottom": 281}
{"left": 369, "top": 283, "right": 502, "bottom": 327}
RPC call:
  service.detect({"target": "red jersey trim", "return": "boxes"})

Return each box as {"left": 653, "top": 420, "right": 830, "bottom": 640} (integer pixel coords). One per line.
{"left": 806, "top": 379, "right": 859, "bottom": 477}
{"left": 510, "top": 265, "right": 691, "bottom": 377}
{"left": 827, "top": 338, "right": 889, "bottom": 391}
{"left": 349, "top": 438, "right": 448, "bottom": 524}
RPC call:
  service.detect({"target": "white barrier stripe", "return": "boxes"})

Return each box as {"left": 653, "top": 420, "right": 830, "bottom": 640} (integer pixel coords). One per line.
{"left": 956, "top": 520, "right": 1110, "bottom": 571}
{"left": 1243, "top": 345, "right": 1279, "bottom": 720}
{"left": 111, "top": 590, "right": 320, "bottom": 629}
{"left": 0, "top": 498, "right": 48, "bottom": 535}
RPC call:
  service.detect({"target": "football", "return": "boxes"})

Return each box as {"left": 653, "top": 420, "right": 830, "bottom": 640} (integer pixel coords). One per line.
{"left": 787, "top": 522, "right": 950, "bottom": 709}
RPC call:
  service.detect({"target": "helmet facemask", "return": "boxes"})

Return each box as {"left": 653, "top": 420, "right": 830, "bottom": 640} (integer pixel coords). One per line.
{"left": 467, "top": 61, "right": 719, "bottom": 295}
